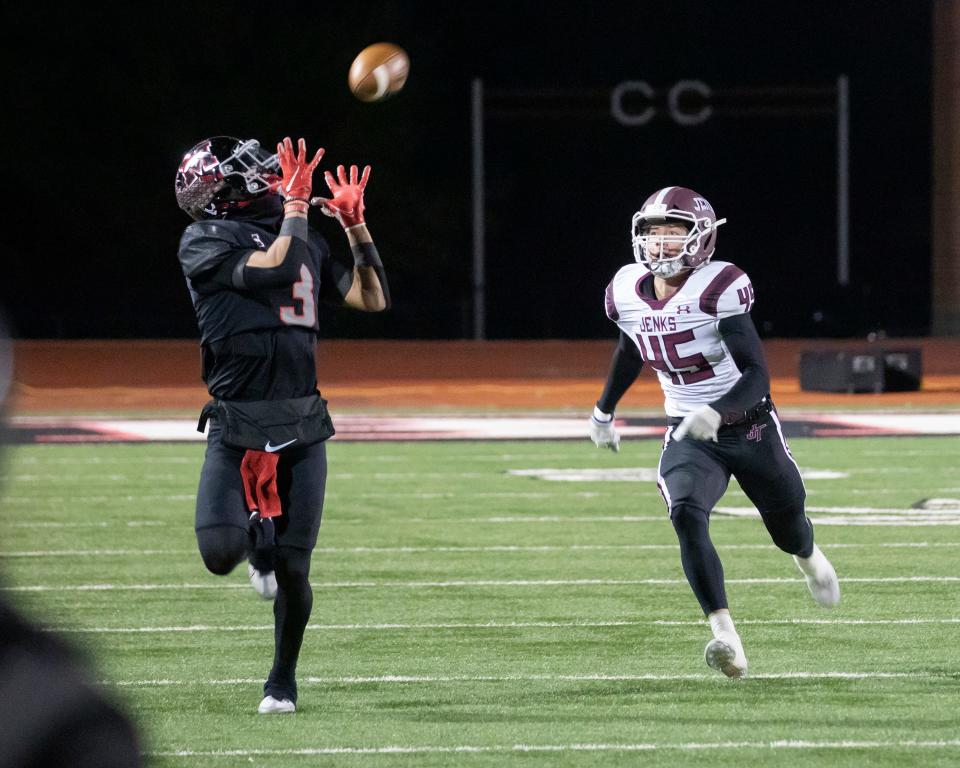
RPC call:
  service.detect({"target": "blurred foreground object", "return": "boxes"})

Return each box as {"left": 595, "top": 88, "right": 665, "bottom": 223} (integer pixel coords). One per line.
{"left": 0, "top": 318, "right": 142, "bottom": 768}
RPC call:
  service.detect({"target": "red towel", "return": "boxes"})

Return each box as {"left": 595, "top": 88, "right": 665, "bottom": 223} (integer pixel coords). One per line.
{"left": 240, "top": 450, "right": 282, "bottom": 519}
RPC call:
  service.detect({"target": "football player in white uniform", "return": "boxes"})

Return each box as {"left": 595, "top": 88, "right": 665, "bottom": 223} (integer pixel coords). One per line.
{"left": 589, "top": 186, "right": 840, "bottom": 678}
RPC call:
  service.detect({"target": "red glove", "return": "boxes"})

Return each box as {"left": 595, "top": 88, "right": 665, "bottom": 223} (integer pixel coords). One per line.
{"left": 275, "top": 137, "right": 324, "bottom": 203}
{"left": 312, "top": 164, "right": 371, "bottom": 228}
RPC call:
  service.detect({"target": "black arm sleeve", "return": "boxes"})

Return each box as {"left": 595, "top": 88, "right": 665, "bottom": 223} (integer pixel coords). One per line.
{"left": 352, "top": 241, "right": 391, "bottom": 310}
{"left": 597, "top": 330, "right": 643, "bottom": 414}
{"left": 237, "top": 237, "right": 312, "bottom": 289}
{"left": 320, "top": 256, "right": 354, "bottom": 304}
{"left": 712, "top": 313, "right": 771, "bottom": 421}
{"left": 319, "top": 241, "right": 392, "bottom": 309}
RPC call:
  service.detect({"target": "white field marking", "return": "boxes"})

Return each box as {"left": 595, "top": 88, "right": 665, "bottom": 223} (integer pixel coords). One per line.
{"left": 333, "top": 491, "right": 615, "bottom": 499}
{"left": 56, "top": 618, "right": 960, "bottom": 635}
{"left": 117, "top": 671, "right": 959, "bottom": 688}
{"left": 847, "top": 488, "right": 960, "bottom": 495}
{"left": 653, "top": 618, "right": 960, "bottom": 626}
{"left": 0, "top": 549, "right": 195, "bottom": 558}
{"left": 0, "top": 493, "right": 617, "bottom": 505}
{"left": 509, "top": 468, "right": 848, "bottom": 482}
{"left": 716, "top": 506, "right": 960, "bottom": 526}
{"left": 333, "top": 516, "right": 673, "bottom": 524}
{"left": 813, "top": 519, "right": 960, "bottom": 527}
{"left": 12, "top": 474, "right": 130, "bottom": 482}
{"left": 327, "top": 472, "right": 489, "bottom": 479}
{"left": 7, "top": 520, "right": 165, "bottom": 529}
{"left": 4, "top": 515, "right": 680, "bottom": 529}
{"left": 8, "top": 541, "right": 960, "bottom": 559}
{"left": 0, "top": 495, "right": 196, "bottom": 504}
{"left": 146, "top": 740, "right": 960, "bottom": 758}
{"left": 719, "top": 505, "right": 960, "bottom": 516}
{"left": 852, "top": 467, "right": 940, "bottom": 474}
{"left": 914, "top": 498, "right": 960, "bottom": 510}
{"left": 6, "top": 576, "right": 960, "bottom": 592}
{"left": 13, "top": 456, "right": 195, "bottom": 465}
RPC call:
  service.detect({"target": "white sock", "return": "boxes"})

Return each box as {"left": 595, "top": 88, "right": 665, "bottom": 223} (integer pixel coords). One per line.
{"left": 708, "top": 611, "right": 736, "bottom": 638}
{"left": 794, "top": 544, "right": 826, "bottom": 578}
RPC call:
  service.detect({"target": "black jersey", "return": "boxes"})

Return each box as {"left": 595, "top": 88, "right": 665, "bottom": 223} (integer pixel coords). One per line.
{"left": 177, "top": 215, "right": 352, "bottom": 401}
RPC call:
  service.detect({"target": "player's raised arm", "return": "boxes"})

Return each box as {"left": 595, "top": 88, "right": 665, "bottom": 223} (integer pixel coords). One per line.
{"left": 313, "top": 164, "right": 390, "bottom": 312}
{"left": 245, "top": 137, "right": 323, "bottom": 271}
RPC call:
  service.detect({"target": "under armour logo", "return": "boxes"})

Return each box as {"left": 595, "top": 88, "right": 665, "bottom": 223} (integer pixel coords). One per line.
{"left": 746, "top": 423, "right": 767, "bottom": 442}
{"left": 676, "top": 305, "right": 691, "bottom": 314}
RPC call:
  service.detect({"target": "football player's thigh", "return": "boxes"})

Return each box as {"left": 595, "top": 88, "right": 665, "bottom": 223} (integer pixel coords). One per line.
{"left": 195, "top": 424, "right": 249, "bottom": 531}
{"left": 658, "top": 437, "right": 730, "bottom": 512}
{"left": 276, "top": 441, "right": 327, "bottom": 550}
{"left": 732, "top": 417, "right": 805, "bottom": 510}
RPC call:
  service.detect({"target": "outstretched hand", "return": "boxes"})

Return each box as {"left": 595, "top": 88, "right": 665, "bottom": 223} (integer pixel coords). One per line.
{"left": 312, "top": 164, "right": 371, "bottom": 228}
{"left": 276, "top": 137, "right": 324, "bottom": 202}
{"left": 589, "top": 410, "right": 621, "bottom": 452}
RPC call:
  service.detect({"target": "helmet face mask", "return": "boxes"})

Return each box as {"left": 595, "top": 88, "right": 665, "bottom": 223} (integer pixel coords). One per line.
{"left": 631, "top": 187, "right": 727, "bottom": 277}
{"left": 175, "top": 137, "right": 281, "bottom": 220}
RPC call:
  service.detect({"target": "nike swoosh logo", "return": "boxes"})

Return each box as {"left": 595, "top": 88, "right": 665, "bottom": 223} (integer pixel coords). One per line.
{"left": 264, "top": 439, "right": 297, "bottom": 453}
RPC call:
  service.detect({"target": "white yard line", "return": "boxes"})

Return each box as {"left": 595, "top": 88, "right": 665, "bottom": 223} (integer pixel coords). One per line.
{"left": 7, "top": 575, "right": 960, "bottom": 592}
{"left": 3, "top": 541, "right": 958, "bottom": 558}
{"left": 119, "top": 671, "right": 957, "bottom": 687}
{"left": 57, "top": 618, "right": 960, "bottom": 634}
{"left": 146, "top": 740, "right": 960, "bottom": 757}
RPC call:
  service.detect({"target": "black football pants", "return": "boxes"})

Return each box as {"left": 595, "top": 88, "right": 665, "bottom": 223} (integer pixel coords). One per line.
{"left": 657, "top": 408, "right": 813, "bottom": 615}
{"left": 194, "top": 421, "right": 327, "bottom": 703}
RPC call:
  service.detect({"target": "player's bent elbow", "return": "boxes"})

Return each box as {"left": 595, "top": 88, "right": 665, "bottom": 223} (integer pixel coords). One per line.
{"left": 366, "top": 295, "right": 389, "bottom": 312}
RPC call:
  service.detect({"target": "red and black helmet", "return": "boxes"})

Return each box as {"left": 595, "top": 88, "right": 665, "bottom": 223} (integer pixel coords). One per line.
{"left": 174, "top": 137, "right": 281, "bottom": 220}
{"left": 631, "top": 186, "right": 727, "bottom": 276}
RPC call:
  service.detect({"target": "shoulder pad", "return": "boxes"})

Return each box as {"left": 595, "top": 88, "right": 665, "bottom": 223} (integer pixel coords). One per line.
{"left": 178, "top": 221, "right": 246, "bottom": 279}
{"left": 697, "top": 262, "right": 754, "bottom": 318}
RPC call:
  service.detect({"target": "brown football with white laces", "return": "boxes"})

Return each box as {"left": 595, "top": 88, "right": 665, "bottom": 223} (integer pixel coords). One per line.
{"left": 348, "top": 43, "right": 410, "bottom": 102}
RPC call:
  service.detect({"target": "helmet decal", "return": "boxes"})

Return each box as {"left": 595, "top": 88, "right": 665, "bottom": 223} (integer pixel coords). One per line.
{"left": 175, "top": 137, "right": 281, "bottom": 221}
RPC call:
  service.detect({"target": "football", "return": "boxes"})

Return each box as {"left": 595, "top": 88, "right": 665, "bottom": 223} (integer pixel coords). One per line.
{"left": 348, "top": 43, "right": 410, "bottom": 102}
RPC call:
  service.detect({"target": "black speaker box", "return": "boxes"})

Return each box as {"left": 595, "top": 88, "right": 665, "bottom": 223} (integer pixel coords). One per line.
{"left": 799, "top": 349, "right": 922, "bottom": 393}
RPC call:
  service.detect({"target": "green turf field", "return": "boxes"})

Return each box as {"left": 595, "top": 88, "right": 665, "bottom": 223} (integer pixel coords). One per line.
{"left": 1, "top": 436, "right": 959, "bottom": 766}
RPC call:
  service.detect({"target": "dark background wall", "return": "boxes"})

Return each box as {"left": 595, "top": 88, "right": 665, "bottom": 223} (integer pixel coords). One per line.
{"left": 6, "top": 1, "right": 932, "bottom": 341}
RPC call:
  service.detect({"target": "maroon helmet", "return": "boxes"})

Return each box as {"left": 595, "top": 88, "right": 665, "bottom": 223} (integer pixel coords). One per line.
{"left": 174, "top": 137, "right": 281, "bottom": 220}
{"left": 631, "top": 186, "right": 727, "bottom": 277}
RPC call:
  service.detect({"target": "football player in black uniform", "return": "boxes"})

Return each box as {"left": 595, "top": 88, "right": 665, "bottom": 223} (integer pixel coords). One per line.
{"left": 175, "top": 136, "right": 390, "bottom": 713}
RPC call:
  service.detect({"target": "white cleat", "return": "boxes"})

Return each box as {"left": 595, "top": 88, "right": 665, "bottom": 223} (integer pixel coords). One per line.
{"left": 248, "top": 563, "right": 278, "bottom": 601}
{"left": 704, "top": 632, "right": 748, "bottom": 678}
{"left": 258, "top": 695, "right": 296, "bottom": 714}
{"left": 793, "top": 545, "right": 840, "bottom": 608}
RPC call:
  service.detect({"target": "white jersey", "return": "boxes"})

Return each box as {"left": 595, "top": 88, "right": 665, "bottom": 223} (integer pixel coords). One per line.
{"left": 605, "top": 260, "right": 756, "bottom": 417}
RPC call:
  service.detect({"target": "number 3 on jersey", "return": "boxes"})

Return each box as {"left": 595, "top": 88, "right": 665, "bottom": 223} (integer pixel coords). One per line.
{"left": 279, "top": 265, "right": 317, "bottom": 327}
{"left": 636, "top": 329, "right": 716, "bottom": 385}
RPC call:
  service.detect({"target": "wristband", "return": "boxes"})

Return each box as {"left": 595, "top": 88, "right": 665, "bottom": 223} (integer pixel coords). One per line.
{"left": 351, "top": 241, "right": 383, "bottom": 268}
{"left": 279, "top": 215, "right": 309, "bottom": 242}
{"left": 592, "top": 405, "right": 614, "bottom": 423}
{"left": 283, "top": 197, "right": 310, "bottom": 205}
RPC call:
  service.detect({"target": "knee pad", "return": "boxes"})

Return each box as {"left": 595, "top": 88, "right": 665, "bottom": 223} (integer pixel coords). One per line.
{"left": 196, "top": 525, "right": 247, "bottom": 575}
{"left": 670, "top": 502, "right": 710, "bottom": 536}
